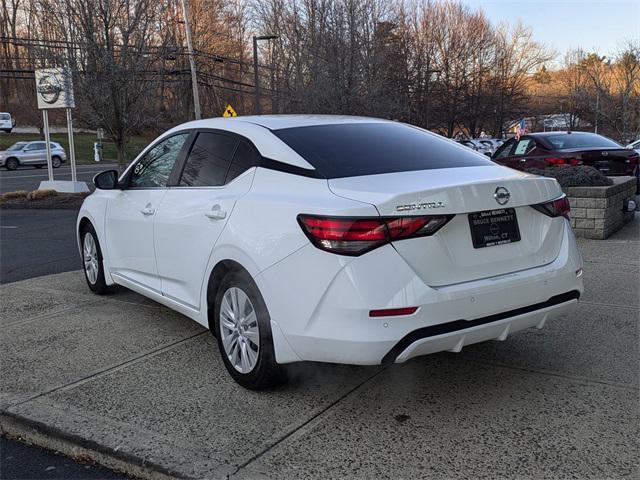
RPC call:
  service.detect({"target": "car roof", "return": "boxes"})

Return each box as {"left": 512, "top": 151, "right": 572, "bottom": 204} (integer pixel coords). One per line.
{"left": 228, "top": 114, "right": 390, "bottom": 130}
{"left": 525, "top": 131, "right": 597, "bottom": 138}
{"left": 162, "top": 115, "right": 393, "bottom": 170}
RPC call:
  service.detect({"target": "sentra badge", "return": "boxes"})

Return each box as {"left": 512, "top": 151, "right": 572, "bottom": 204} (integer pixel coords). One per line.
{"left": 396, "top": 201, "right": 445, "bottom": 212}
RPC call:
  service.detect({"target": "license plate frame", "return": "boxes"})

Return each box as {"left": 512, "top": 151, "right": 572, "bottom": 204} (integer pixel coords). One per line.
{"left": 468, "top": 208, "right": 521, "bottom": 249}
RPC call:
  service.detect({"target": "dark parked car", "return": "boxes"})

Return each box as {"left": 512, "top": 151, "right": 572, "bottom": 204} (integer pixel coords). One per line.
{"left": 492, "top": 132, "right": 639, "bottom": 177}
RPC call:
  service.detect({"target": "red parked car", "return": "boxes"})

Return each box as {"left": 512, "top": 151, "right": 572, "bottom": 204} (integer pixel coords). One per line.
{"left": 492, "top": 132, "right": 639, "bottom": 177}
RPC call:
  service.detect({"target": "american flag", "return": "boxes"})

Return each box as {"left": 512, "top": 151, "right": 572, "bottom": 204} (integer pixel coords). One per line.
{"left": 515, "top": 118, "right": 526, "bottom": 139}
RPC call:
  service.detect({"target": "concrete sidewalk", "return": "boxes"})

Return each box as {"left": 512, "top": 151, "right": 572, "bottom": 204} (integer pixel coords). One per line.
{"left": 1, "top": 218, "right": 638, "bottom": 479}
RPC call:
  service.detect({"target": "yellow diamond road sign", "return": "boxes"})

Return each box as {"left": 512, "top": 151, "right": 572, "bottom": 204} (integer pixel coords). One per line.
{"left": 223, "top": 104, "right": 237, "bottom": 117}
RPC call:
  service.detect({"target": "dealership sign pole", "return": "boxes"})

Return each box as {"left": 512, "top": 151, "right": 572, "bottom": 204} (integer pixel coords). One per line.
{"left": 34, "top": 68, "right": 88, "bottom": 192}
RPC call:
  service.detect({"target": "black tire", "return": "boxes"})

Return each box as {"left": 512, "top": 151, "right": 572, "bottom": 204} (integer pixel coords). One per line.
{"left": 213, "top": 269, "right": 287, "bottom": 390}
{"left": 52, "top": 156, "right": 62, "bottom": 168}
{"left": 5, "top": 158, "right": 18, "bottom": 170}
{"left": 80, "top": 223, "right": 110, "bottom": 295}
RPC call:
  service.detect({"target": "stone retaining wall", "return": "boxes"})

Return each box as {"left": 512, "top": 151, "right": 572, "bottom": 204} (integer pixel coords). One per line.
{"left": 566, "top": 176, "right": 637, "bottom": 239}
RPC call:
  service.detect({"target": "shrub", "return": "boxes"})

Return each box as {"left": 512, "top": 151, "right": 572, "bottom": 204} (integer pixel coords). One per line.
{"left": 1, "top": 190, "right": 29, "bottom": 200}
{"left": 525, "top": 165, "right": 613, "bottom": 188}
{"left": 26, "top": 189, "right": 58, "bottom": 200}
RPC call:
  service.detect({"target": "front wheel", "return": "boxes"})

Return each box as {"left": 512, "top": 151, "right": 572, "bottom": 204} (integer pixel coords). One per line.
{"left": 5, "top": 158, "right": 18, "bottom": 170}
{"left": 81, "top": 224, "right": 110, "bottom": 294}
{"left": 213, "top": 270, "right": 286, "bottom": 390}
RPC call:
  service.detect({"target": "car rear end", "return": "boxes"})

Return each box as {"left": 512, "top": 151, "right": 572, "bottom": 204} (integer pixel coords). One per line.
{"left": 255, "top": 121, "right": 583, "bottom": 365}
{"left": 540, "top": 132, "right": 639, "bottom": 176}
{"left": 52, "top": 142, "right": 67, "bottom": 163}
{"left": 0, "top": 113, "right": 12, "bottom": 132}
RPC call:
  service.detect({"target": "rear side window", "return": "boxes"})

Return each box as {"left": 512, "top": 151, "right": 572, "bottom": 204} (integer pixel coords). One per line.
{"left": 227, "top": 141, "right": 260, "bottom": 183}
{"left": 546, "top": 133, "right": 621, "bottom": 150}
{"left": 272, "top": 122, "right": 493, "bottom": 178}
{"left": 513, "top": 138, "right": 536, "bottom": 155}
{"left": 180, "top": 132, "right": 238, "bottom": 187}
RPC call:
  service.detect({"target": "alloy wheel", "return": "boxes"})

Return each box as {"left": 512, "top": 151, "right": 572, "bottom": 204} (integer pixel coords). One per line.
{"left": 83, "top": 233, "right": 99, "bottom": 285}
{"left": 219, "top": 287, "right": 260, "bottom": 373}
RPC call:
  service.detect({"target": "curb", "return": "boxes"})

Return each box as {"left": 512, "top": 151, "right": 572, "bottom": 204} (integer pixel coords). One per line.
{"left": 0, "top": 411, "right": 190, "bottom": 480}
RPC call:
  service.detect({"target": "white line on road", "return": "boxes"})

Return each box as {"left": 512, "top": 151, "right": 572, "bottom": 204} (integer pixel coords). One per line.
{"left": 1, "top": 226, "right": 18, "bottom": 229}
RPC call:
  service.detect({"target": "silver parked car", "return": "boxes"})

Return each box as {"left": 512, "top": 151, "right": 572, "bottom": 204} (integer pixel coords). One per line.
{"left": 456, "top": 139, "right": 493, "bottom": 156}
{"left": 0, "top": 141, "right": 67, "bottom": 170}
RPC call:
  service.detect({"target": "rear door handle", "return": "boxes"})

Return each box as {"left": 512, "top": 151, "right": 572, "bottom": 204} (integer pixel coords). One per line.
{"left": 140, "top": 203, "right": 155, "bottom": 216}
{"left": 205, "top": 205, "right": 227, "bottom": 220}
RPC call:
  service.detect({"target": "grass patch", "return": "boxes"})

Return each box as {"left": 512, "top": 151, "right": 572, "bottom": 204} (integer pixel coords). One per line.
{"left": 0, "top": 132, "right": 152, "bottom": 165}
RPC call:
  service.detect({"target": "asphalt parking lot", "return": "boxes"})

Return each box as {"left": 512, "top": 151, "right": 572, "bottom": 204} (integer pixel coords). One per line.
{"left": 0, "top": 163, "right": 116, "bottom": 193}
{"left": 0, "top": 209, "right": 81, "bottom": 284}
{"left": 0, "top": 216, "right": 638, "bottom": 479}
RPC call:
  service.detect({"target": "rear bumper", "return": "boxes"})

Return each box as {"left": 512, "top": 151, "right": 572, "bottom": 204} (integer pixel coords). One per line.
{"left": 257, "top": 220, "right": 584, "bottom": 365}
{"left": 383, "top": 290, "right": 579, "bottom": 363}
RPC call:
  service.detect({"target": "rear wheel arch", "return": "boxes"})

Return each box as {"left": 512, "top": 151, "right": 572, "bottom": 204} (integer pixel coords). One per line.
{"left": 78, "top": 216, "right": 92, "bottom": 237}
{"left": 206, "top": 260, "right": 253, "bottom": 332}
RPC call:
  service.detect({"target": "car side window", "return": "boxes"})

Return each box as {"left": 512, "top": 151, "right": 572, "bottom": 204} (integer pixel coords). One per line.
{"left": 513, "top": 138, "right": 536, "bottom": 156}
{"left": 179, "top": 132, "right": 238, "bottom": 187}
{"left": 493, "top": 138, "right": 516, "bottom": 159}
{"left": 129, "top": 133, "right": 189, "bottom": 188}
{"left": 26, "top": 142, "right": 44, "bottom": 151}
{"left": 226, "top": 141, "right": 261, "bottom": 183}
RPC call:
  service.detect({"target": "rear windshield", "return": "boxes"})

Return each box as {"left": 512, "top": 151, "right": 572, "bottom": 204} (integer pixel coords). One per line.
{"left": 0, "top": 113, "right": 10, "bottom": 120}
{"left": 545, "top": 133, "right": 621, "bottom": 150}
{"left": 272, "top": 122, "right": 493, "bottom": 178}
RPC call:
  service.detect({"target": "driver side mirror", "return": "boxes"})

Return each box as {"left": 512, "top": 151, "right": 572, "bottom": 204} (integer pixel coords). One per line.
{"left": 93, "top": 169, "right": 120, "bottom": 190}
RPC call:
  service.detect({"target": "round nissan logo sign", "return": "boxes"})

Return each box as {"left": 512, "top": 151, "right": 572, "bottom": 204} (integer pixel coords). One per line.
{"left": 494, "top": 186, "right": 510, "bottom": 205}
{"left": 37, "top": 73, "right": 63, "bottom": 104}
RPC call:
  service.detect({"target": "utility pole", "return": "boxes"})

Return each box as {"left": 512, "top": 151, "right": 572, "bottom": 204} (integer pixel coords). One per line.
{"left": 253, "top": 35, "right": 278, "bottom": 115}
{"left": 180, "top": 0, "right": 201, "bottom": 120}
{"left": 595, "top": 86, "right": 599, "bottom": 134}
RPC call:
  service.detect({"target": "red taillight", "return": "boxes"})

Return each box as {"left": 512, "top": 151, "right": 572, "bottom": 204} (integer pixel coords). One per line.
{"left": 298, "top": 214, "right": 453, "bottom": 256}
{"left": 545, "top": 157, "right": 581, "bottom": 166}
{"left": 545, "top": 157, "right": 566, "bottom": 166}
{"left": 532, "top": 195, "right": 571, "bottom": 219}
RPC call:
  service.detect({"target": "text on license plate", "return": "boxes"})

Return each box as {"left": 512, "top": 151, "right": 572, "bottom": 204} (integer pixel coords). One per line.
{"left": 468, "top": 208, "right": 521, "bottom": 248}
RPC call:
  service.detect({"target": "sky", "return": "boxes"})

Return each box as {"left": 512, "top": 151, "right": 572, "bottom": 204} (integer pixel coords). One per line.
{"left": 463, "top": 0, "right": 639, "bottom": 60}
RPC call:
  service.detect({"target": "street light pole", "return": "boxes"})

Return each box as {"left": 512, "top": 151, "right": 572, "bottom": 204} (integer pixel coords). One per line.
{"left": 180, "top": 0, "right": 201, "bottom": 120}
{"left": 253, "top": 34, "right": 278, "bottom": 115}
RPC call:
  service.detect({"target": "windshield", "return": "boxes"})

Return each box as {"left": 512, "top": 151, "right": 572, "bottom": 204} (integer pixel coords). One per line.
{"left": 0, "top": 113, "right": 10, "bottom": 120}
{"left": 274, "top": 123, "right": 493, "bottom": 178}
{"left": 7, "top": 142, "right": 26, "bottom": 151}
{"left": 546, "top": 133, "right": 621, "bottom": 150}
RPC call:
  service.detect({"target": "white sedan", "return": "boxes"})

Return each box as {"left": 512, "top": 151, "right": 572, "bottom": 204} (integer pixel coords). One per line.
{"left": 78, "top": 115, "right": 584, "bottom": 389}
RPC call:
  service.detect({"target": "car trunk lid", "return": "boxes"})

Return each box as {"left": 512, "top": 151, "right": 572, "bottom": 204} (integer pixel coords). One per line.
{"left": 328, "top": 165, "right": 566, "bottom": 286}
{"left": 560, "top": 147, "right": 638, "bottom": 175}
